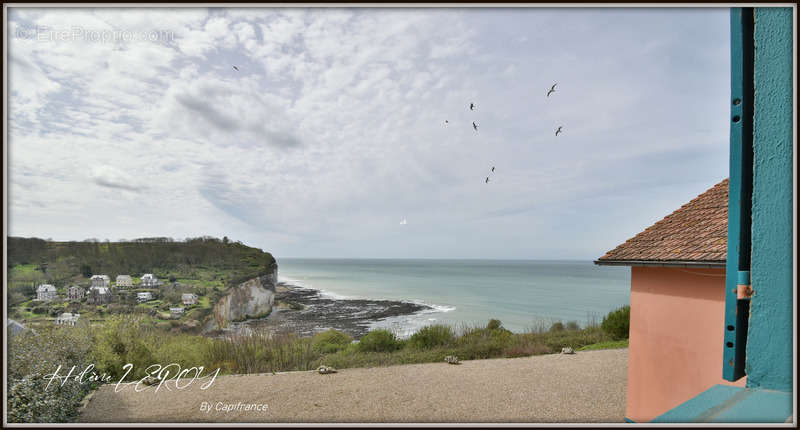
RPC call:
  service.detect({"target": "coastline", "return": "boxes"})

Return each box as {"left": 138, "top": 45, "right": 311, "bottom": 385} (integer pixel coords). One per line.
{"left": 226, "top": 281, "right": 436, "bottom": 339}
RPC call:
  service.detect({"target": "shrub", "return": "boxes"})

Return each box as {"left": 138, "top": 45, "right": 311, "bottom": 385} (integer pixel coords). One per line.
{"left": 549, "top": 321, "right": 565, "bottom": 333}
{"left": 7, "top": 325, "right": 96, "bottom": 423}
{"left": 90, "top": 315, "right": 157, "bottom": 380}
{"left": 566, "top": 321, "right": 580, "bottom": 331}
{"left": 487, "top": 319, "right": 503, "bottom": 331}
{"left": 358, "top": 329, "right": 401, "bottom": 352}
{"left": 7, "top": 375, "right": 89, "bottom": 423}
{"left": 409, "top": 325, "right": 455, "bottom": 349}
{"left": 312, "top": 329, "right": 352, "bottom": 354}
{"left": 457, "top": 325, "right": 514, "bottom": 359}
{"left": 601, "top": 305, "right": 630, "bottom": 340}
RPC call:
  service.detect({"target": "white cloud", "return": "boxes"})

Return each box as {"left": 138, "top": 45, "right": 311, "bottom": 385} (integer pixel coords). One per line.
{"left": 91, "top": 165, "right": 143, "bottom": 192}
{"left": 7, "top": 7, "right": 731, "bottom": 259}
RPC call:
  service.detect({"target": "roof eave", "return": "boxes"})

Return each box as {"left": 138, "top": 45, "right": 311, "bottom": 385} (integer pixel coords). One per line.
{"left": 593, "top": 259, "right": 726, "bottom": 269}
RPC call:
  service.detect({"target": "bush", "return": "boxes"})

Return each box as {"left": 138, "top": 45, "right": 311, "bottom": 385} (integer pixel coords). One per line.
{"left": 487, "top": 319, "right": 503, "bottom": 331}
{"left": 457, "top": 325, "right": 514, "bottom": 359}
{"left": 358, "top": 329, "right": 401, "bottom": 352}
{"left": 7, "top": 376, "right": 89, "bottom": 423}
{"left": 312, "top": 329, "right": 352, "bottom": 354}
{"left": 549, "top": 321, "right": 565, "bottom": 333}
{"left": 566, "top": 321, "right": 580, "bottom": 331}
{"left": 90, "top": 316, "right": 157, "bottom": 380}
{"left": 601, "top": 305, "right": 630, "bottom": 340}
{"left": 409, "top": 325, "right": 455, "bottom": 349}
{"left": 7, "top": 325, "right": 96, "bottom": 423}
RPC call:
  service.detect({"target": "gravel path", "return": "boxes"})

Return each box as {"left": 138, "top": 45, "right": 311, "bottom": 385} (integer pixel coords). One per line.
{"left": 79, "top": 348, "right": 627, "bottom": 423}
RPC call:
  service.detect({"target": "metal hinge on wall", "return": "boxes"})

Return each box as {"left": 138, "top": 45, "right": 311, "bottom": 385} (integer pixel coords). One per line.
{"left": 736, "top": 271, "right": 753, "bottom": 299}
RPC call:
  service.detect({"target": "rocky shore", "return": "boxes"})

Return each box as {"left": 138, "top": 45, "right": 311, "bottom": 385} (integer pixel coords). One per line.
{"left": 227, "top": 282, "right": 431, "bottom": 338}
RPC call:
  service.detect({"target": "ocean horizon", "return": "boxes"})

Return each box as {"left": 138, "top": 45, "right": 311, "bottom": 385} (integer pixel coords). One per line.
{"left": 276, "top": 258, "right": 632, "bottom": 336}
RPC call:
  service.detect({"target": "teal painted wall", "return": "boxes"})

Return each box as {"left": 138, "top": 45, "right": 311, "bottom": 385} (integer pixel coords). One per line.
{"left": 745, "top": 7, "right": 794, "bottom": 392}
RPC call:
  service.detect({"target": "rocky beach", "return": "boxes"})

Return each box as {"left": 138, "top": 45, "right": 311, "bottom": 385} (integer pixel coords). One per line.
{"left": 227, "top": 281, "right": 432, "bottom": 338}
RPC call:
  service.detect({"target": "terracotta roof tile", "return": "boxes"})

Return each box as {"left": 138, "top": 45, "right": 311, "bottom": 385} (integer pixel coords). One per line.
{"left": 597, "top": 178, "right": 728, "bottom": 264}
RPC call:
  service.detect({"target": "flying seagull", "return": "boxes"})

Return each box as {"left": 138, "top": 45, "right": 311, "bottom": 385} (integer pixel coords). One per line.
{"left": 232, "top": 65, "right": 239, "bottom": 71}
{"left": 470, "top": 102, "right": 475, "bottom": 111}
{"left": 546, "top": 83, "right": 557, "bottom": 97}
{"left": 485, "top": 176, "right": 490, "bottom": 184}
{"left": 555, "top": 126, "right": 563, "bottom": 136}
{"left": 473, "top": 121, "right": 478, "bottom": 131}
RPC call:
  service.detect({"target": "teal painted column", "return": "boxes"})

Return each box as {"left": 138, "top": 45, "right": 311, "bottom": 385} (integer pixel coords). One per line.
{"left": 745, "top": 7, "right": 794, "bottom": 392}
{"left": 722, "top": 7, "right": 753, "bottom": 382}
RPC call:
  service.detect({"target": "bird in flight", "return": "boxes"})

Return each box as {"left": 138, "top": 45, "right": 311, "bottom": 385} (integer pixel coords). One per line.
{"left": 470, "top": 102, "right": 476, "bottom": 111}
{"left": 546, "top": 83, "right": 557, "bottom": 97}
{"left": 473, "top": 121, "right": 478, "bottom": 131}
{"left": 485, "top": 176, "right": 490, "bottom": 184}
{"left": 232, "top": 65, "right": 239, "bottom": 71}
{"left": 555, "top": 126, "right": 563, "bottom": 136}
{"left": 445, "top": 120, "right": 449, "bottom": 125}
{"left": 491, "top": 166, "right": 495, "bottom": 172}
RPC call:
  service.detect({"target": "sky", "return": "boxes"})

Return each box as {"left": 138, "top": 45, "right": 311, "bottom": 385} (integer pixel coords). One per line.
{"left": 6, "top": 7, "right": 732, "bottom": 260}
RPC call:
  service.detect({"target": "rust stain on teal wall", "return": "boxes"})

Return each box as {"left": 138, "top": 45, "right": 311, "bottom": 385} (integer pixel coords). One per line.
{"left": 746, "top": 7, "right": 793, "bottom": 392}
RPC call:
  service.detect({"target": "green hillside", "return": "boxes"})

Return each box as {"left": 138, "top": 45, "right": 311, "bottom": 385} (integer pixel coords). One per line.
{"left": 6, "top": 236, "right": 277, "bottom": 327}
{"left": 8, "top": 236, "right": 275, "bottom": 284}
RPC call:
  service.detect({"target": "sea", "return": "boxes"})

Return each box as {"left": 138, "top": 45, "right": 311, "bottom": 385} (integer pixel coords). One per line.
{"left": 276, "top": 258, "right": 631, "bottom": 336}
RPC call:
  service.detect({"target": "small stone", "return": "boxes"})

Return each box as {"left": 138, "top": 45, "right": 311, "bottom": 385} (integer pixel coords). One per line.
{"left": 317, "top": 365, "right": 337, "bottom": 374}
{"left": 142, "top": 375, "right": 161, "bottom": 386}
{"left": 561, "top": 347, "right": 575, "bottom": 355}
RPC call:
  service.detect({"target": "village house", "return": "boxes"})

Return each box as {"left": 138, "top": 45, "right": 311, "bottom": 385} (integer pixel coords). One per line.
{"left": 90, "top": 274, "right": 110, "bottom": 289}
{"left": 115, "top": 275, "right": 133, "bottom": 288}
{"left": 66, "top": 285, "right": 85, "bottom": 300}
{"left": 181, "top": 293, "right": 199, "bottom": 306}
{"left": 55, "top": 312, "right": 80, "bottom": 326}
{"left": 140, "top": 273, "right": 160, "bottom": 287}
{"left": 595, "top": 178, "right": 746, "bottom": 422}
{"left": 35, "top": 284, "right": 58, "bottom": 302}
{"left": 86, "top": 287, "right": 112, "bottom": 305}
{"left": 170, "top": 307, "right": 185, "bottom": 318}
{"left": 137, "top": 292, "right": 153, "bottom": 303}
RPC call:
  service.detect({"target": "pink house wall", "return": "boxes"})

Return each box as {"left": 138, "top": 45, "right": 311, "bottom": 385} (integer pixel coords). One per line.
{"left": 626, "top": 266, "right": 746, "bottom": 422}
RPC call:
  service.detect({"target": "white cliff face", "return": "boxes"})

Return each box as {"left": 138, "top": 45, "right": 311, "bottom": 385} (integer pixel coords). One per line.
{"left": 211, "top": 267, "right": 278, "bottom": 330}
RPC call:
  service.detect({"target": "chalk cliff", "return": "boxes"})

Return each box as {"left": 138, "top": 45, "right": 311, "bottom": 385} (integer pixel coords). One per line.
{"left": 209, "top": 267, "right": 278, "bottom": 330}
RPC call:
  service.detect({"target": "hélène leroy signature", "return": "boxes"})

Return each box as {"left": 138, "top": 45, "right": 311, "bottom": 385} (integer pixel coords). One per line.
{"left": 43, "top": 363, "right": 220, "bottom": 393}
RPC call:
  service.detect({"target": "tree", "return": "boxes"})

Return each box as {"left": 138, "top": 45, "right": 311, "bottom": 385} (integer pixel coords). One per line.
{"left": 80, "top": 264, "right": 92, "bottom": 278}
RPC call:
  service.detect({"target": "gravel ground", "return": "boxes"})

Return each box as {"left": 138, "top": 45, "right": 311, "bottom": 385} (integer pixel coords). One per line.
{"left": 79, "top": 348, "right": 628, "bottom": 423}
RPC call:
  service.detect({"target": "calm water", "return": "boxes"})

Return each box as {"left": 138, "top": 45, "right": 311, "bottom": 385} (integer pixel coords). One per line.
{"left": 277, "top": 258, "right": 631, "bottom": 335}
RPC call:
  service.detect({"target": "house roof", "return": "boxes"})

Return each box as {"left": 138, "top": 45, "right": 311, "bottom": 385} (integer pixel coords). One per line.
{"left": 596, "top": 178, "right": 729, "bottom": 267}
{"left": 37, "top": 284, "right": 56, "bottom": 292}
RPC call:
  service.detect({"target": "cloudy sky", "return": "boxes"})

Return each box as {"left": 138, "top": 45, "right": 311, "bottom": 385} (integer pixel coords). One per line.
{"left": 7, "top": 7, "right": 731, "bottom": 260}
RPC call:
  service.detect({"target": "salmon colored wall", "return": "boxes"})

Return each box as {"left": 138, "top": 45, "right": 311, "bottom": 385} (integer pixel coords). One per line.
{"left": 626, "top": 266, "right": 746, "bottom": 422}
